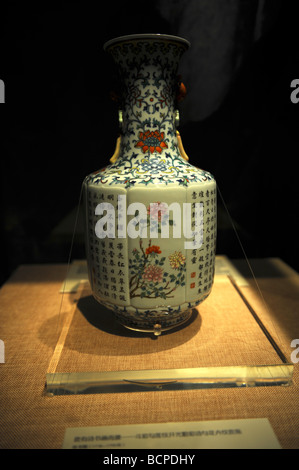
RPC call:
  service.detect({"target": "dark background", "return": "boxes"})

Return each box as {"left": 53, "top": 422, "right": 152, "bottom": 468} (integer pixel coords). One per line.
{"left": 1, "top": 0, "right": 299, "bottom": 286}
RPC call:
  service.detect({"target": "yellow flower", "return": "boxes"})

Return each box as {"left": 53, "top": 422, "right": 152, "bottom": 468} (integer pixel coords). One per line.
{"left": 169, "top": 251, "right": 186, "bottom": 269}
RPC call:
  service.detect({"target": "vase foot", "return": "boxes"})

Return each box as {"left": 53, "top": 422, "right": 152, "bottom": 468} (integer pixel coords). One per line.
{"left": 119, "top": 309, "right": 193, "bottom": 337}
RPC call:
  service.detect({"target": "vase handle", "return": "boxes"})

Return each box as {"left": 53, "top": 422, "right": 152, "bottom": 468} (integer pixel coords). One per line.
{"left": 110, "top": 135, "right": 122, "bottom": 163}
{"left": 176, "top": 131, "right": 189, "bottom": 161}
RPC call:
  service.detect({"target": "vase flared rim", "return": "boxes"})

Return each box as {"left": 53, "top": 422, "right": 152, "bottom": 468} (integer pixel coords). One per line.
{"left": 103, "top": 33, "right": 190, "bottom": 51}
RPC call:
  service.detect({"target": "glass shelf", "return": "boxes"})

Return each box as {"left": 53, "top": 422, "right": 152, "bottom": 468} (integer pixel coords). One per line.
{"left": 46, "top": 257, "right": 293, "bottom": 395}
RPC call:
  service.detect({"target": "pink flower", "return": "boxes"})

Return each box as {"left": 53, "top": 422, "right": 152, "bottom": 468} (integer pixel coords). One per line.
{"left": 142, "top": 265, "right": 163, "bottom": 283}
{"left": 147, "top": 202, "right": 168, "bottom": 221}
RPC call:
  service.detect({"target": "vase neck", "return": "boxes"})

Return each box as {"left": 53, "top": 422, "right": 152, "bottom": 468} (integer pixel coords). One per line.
{"left": 122, "top": 62, "right": 177, "bottom": 157}
{"left": 106, "top": 37, "right": 189, "bottom": 160}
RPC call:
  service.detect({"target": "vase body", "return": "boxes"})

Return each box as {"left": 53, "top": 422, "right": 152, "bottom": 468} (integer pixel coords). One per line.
{"left": 83, "top": 34, "right": 217, "bottom": 334}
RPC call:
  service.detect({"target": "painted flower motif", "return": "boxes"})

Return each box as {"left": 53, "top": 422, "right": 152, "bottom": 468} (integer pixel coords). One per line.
{"left": 139, "top": 157, "right": 168, "bottom": 174}
{"left": 135, "top": 130, "right": 168, "bottom": 154}
{"left": 142, "top": 265, "right": 164, "bottom": 283}
{"left": 145, "top": 245, "right": 162, "bottom": 255}
{"left": 169, "top": 251, "right": 186, "bottom": 269}
{"left": 147, "top": 202, "right": 169, "bottom": 221}
{"left": 128, "top": 85, "right": 143, "bottom": 107}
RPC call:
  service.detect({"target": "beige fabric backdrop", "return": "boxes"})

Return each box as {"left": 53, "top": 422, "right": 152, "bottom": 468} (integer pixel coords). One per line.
{"left": 0, "top": 261, "right": 298, "bottom": 449}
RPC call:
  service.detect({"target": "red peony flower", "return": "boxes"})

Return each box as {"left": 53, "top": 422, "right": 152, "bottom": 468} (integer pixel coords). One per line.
{"left": 145, "top": 245, "right": 162, "bottom": 255}
{"left": 135, "top": 130, "right": 168, "bottom": 154}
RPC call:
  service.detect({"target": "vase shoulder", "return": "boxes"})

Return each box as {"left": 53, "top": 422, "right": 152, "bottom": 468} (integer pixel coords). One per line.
{"left": 85, "top": 155, "right": 215, "bottom": 189}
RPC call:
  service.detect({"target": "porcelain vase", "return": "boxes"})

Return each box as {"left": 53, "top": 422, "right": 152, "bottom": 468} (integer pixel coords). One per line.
{"left": 83, "top": 34, "right": 217, "bottom": 335}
